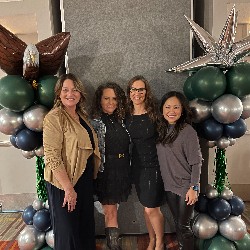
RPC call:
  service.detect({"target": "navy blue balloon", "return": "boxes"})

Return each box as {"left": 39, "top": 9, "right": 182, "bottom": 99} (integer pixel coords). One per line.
{"left": 228, "top": 195, "right": 245, "bottom": 216}
{"left": 33, "top": 208, "right": 51, "bottom": 232}
{"left": 195, "top": 194, "right": 209, "bottom": 213}
{"left": 207, "top": 198, "right": 231, "bottom": 221}
{"left": 16, "top": 128, "right": 42, "bottom": 151}
{"left": 223, "top": 118, "right": 247, "bottom": 138}
{"left": 197, "top": 117, "right": 223, "bottom": 141}
{"left": 22, "top": 205, "right": 37, "bottom": 225}
{"left": 10, "top": 134, "right": 19, "bottom": 148}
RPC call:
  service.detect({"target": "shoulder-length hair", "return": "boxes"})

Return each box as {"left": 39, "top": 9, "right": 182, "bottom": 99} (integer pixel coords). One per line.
{"left": 91, "top": 82, "right": 126, "bottom": 123}
{"left": 157, "top": 91, "right": 192, "bottom": 144}
{"left": 126, "top": 75, "right": 159, "bottom": 122}
{"left": 53, "top": 73, "right": 88, "bottom": 117}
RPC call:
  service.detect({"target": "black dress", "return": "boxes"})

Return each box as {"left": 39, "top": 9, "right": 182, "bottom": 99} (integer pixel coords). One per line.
{"left": 95, "top": 113, "right": 131, "bottom": 205}
{"left": 126, "top": 113, "right": 164, "bottom": 208}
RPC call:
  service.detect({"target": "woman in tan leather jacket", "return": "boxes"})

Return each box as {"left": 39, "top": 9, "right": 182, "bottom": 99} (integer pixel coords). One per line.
{"left": 43, "top": 73, "right": 101, "bottom": 250}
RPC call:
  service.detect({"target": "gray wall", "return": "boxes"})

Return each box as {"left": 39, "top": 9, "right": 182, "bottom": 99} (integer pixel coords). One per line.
{"left": 63, "top": 0, "right": 192, "bottom": 234}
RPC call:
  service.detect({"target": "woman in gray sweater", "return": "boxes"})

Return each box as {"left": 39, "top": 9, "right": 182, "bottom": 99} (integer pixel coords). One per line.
{"left": 156, "top": 91, "right": 202, "bottom": 250}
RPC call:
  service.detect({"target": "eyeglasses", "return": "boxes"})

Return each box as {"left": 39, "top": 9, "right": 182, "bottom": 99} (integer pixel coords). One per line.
{"left": 130, "top": 87, "right": 146, "bottom": 93}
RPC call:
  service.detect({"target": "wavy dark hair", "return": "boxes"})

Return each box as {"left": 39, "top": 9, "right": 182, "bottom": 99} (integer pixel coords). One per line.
{"left": 91, "top": 82, "right": 126, "bottom": 123}
{"left": 126, "top": 75, "right": 159, "bottom": 122}
{"left": 53, "top": 73, "right": 88, "bottom": 117}
{"left": 157, "top": 91, "right": 192, "bottom": 144}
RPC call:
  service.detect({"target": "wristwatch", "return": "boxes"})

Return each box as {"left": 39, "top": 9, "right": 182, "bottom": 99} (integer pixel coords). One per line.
{"left": 191, "top": 185, "right": 199, "bottom": 192}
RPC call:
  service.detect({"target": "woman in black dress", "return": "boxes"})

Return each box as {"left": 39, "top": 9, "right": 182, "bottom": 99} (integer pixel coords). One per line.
{"left": 125, "top": 76, "right": 165, "bottom": 250}
{"left": 91, "top": 82, "right": 131, "bottom": 250}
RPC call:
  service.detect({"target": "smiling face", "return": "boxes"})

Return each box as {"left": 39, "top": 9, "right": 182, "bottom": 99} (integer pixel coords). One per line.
{"left": 101, "top": 88, "right": 117, "bottom": 114}
{"left": 59, "top": 79, "right": 81, "bottom": 110}
{"left": 129, "top": 80, "right": 146, "bottom": 106}
{"left": 163, "top": 96, "right": 182, "bottom": 124}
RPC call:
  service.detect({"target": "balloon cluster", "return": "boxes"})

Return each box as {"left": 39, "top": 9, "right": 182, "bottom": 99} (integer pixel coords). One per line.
{"left": 185, "top": 64, "right": 249, "bottom": 149}
{"left": 18, "top": 199, "right": 54, "bottom": 250}
{"left": 193, "top": 184, "right": 250, "bottom": 250}
{"left": 0, "top": 24, "right": 70, "bottom": 159}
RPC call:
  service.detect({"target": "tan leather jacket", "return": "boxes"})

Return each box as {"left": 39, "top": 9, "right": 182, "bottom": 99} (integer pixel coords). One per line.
{"left": 43, "top": 106, "right": 101, "bottom": 190}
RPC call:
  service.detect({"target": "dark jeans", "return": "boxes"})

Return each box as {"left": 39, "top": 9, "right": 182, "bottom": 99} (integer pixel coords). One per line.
{"left": 165, "top": 191, "right": 194, "bottom": 250}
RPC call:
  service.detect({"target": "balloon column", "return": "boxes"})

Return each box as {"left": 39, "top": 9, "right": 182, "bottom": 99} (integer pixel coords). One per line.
{"left": 0, "top": 24, "right": 70, "bottom": 201}
{"left": 18, "top": 199, "right": 54, "bottom": 250}
{"left": 168, "top": 5, "right": 250, "bottom": 250}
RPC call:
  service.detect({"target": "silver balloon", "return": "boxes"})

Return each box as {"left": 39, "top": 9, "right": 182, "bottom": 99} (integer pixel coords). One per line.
{"left": 205, "top": 184, "right": 219, "bottom": 199}
{"left": 207, "top": 141, "right": 216, "bottom": 148}
{"left": 216, "top": 137, "right": 230, "bottom": 149}
{"left": 241, "top": 95, "right": 250, "bottom": 119}
{"left": 0, "top": 108, "right": 24, "bottom": 135}
{"left": 189, "top": 99, "right": 211, "bottom": 123}
{"left": 211, "top": 94, "right": 243, "bottom": 124}
{"left": 229, "top": 138, "right": 236, "bottom": 146}
{"left": 17, "top": 225, "right": 45, "bottom": 250}
{"left": 23, "top": 104, "right": 48, "bottom": 132}
{"left": 21, "top": 150, "right": 36, "bottom": 159}
{"left": 192, "top": 213, "right": 218, "bottom": 239}
{"left": 35, "top": 146, "right": 44, "bottom": 157}
{"left": 219, "top": 216, "right": 247, "bottom": 241}
{"left": 32, "top": 199, "right": 44, "bottom": 211}
{"left": 220, "top": 186, "right": 233, "bottom": 200}
{"left": 44, "top": 200, "right": 49, "bottom": 209}
{"left": 45, "top": 229, "right": 54, "bottom": 248}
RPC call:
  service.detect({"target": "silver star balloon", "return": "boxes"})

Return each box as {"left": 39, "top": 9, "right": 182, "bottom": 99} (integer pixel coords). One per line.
{"left": 168, "top": 5, "right": 250, "bottom": 72}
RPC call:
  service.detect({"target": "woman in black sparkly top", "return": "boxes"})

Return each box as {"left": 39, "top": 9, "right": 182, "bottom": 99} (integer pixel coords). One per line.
{"left": 125, "top": 75, "right": 165, "bottom": 250}
{"left": 91, "top": 82, "right": 131, "bottom": 250}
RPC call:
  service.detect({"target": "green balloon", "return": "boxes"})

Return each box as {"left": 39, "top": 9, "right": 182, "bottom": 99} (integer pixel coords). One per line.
{"left": 191, "top": 66, "right": 227, "bottom": 101}
{"left": 183, "top": 74, "right": 196, "bottom": 100}
{"left": 204, "top": 235, "right": 236, "bottom": 250}
{"left": 0, "top": 75, "right": 34, "bottom": 112}
{"left": 226, "top": 63, "right": 250, "bottom": 98}
{"left": 234, "top": 232, "right": 250, "bottom": 250}
{"left": 40, "top": 246, "right": 53, "bottom": 250}
{"left": 37, "top": 75, "right": 58, "bottom": 108}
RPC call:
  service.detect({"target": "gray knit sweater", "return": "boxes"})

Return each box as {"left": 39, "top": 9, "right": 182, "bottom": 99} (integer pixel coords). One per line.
{"left": 156, "top": 124, "right": 202, "bottom": 197}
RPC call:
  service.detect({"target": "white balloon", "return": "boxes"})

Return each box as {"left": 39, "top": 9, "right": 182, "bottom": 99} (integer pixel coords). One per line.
{"left": 32, "top": 199, "right": 44, "bottom": 211}
{"left": 241, "top": 95, "right": 250, "bottom": 119}
{"left": 45, "top": 229, "right": 54, "bottom": 248}
{"left": 22, "top": 150, "right": 36, "bottom": 159}
{"left": 216, "top": 137, "right": 230, "bottom": 149}
{"left": 189, "top": 99, "right": 211, "bottom": 123}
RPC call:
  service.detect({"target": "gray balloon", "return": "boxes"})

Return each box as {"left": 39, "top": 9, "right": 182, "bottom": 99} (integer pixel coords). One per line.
{"left": 189, "top": 99, "right": 211, "bottom": 123}
{"left": 211, "top": 94, "right": 243, "bottom": 124}
{"left": 207, "top": 141, "right": 216, "bottom": 148}
{"left": 32, "top": 199, "right": 44, "bottom": 211}
{"left": 241, "top": 95, "right": 250, "bottom": 119}
{"left": 23, "top": 104, "right": 48, "bottom": 132}
{"left": 0, "top": 108, "right": 24, "bottom": 135}
{"left": 21, "top": 150, "right": 36, "bottom": 159}
{"left": 192, "top": 213, "right": 218, "bottom": 239}
{"left": 17, "top": 225, "right": 45, "bottom": 250}
{"left": 45, "top": 229, "right": 54, "bottom": 248}
{"left": 220, "top": 187, "right": 233, "bottom": 200}
{"left": 219, "top": 216, "right": 247, "bottom": 241}
{"left": 205, "top": 184, "right": 219, "bottom": 199}
{"left": 229, "top": 138, "right": 236, "bottom": 146}
{"left": 216, "top": 137, "right": 230, "bottom": 149}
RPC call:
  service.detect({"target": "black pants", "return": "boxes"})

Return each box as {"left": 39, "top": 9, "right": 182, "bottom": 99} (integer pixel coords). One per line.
{"left": 46, "top": 159, "right": 95, "bottom": 250}
{"left": 165, "top": 191, "right": 194, "bottom": 250}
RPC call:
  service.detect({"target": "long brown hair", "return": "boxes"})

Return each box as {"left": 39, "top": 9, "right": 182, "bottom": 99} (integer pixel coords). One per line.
{"left": 91, "top": 82, "right": 126, "bottom": 123}
{"left": 126, "top": 75, "right": 159, "bottom": 122}
{"left": 157, "top": 91, "right": 192, "bottom": 144}
{"left": 53, "top": 73, "right": 88, "bottom": 117}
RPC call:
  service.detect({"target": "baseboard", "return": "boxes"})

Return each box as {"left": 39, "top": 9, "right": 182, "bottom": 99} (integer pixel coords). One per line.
{"left": 230, "top": 184, "right": 250, "bottom": 201}
{"left": 0, "top": 193, "right": 37, "bottom": 211}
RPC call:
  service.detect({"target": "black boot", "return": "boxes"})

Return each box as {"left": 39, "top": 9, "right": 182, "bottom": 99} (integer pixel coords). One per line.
{"left": 105, "top": 227, "right": 122, "bottom": 250}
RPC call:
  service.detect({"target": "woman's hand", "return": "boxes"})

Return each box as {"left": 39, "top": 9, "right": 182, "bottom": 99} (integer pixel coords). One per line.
{"left": 185, "top": 188, "right": 198, "bottom": 205}
{"left": 63, "top": 186, "right": 77, "bottom": 212}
